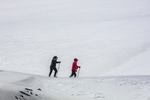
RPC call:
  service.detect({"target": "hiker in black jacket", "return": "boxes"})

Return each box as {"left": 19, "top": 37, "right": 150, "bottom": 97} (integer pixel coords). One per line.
{"left": 49, "top": 56, "right": 61, "bottom": 77}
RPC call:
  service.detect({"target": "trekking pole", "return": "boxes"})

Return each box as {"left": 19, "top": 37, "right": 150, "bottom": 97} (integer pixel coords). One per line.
{"left": 78, "top": 68, "right": 80, "bottom": 77}
{"left": 57, "top": 63, "right": 61, "bottom": 76}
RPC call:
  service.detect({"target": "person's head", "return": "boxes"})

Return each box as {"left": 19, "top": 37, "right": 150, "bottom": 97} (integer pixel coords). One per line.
{"left": 74, "top": 58, "right": 78, "bottom": 61}
{"left": 53, "top": 56, "right": 58, "bottom": 59}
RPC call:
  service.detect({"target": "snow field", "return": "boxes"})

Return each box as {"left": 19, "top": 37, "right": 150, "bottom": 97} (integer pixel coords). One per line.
{"left": 1, "top": 0, "right": 150, "bottom": 100}
{"left": 1, "top": 71, "right": 150, "bottom": 100}
{"left": 0, "top": 0, "right": 150, "bottom": 77}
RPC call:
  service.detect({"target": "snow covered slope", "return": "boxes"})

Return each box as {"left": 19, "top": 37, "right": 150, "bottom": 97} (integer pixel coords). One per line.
{"left": 1, "top": 70, "right": 150, "bottom": 100}
{"left": 1, "top": 0, "right": 150, "bottom": 77}
{"left": 1, "top": 0, "right": 150, "bottom": 100}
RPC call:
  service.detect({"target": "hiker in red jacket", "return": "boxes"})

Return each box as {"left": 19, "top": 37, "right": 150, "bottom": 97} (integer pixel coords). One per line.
{"left": 70, "top": 58, "right": 81, "bottom": 77}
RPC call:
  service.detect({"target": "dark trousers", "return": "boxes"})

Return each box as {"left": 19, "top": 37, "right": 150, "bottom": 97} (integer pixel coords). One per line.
{"left": 70, "top": 70, "right": 76, "bottom": 77}
{"left": 49, "top": 67, "right": 57, "bottom": 77}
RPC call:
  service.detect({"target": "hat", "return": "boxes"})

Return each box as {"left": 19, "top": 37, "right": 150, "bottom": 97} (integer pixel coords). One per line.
{"left": 53, "top": 56, "right": 58, "bottom": 59}
{"left": 74, "top": 58, "right": 78, "bottom": 61}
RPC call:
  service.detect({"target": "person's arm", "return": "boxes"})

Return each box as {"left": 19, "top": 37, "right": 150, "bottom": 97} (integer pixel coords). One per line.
{"left": 76, "top": 64, "right": 80, "bottom": 69}
{"left": 56, "top": 61, "right": 61, "bottom": 63}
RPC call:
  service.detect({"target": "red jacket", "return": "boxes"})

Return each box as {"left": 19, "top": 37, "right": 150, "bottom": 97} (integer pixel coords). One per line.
{"left": 71, "top": 60, "right": 79, "bottom": 72}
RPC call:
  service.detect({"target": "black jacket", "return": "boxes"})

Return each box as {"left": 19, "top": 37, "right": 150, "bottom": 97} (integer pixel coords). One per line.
{"left": 50, "top": 58, "right": 60, "bottom": 68}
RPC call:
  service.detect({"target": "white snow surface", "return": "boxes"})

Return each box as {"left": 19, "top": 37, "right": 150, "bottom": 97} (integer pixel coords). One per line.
{"left": 0, "top": 0, "right": 150, "bottom": 100}
{"left": 1, "top": 71, "right": 150, "bottom": 100}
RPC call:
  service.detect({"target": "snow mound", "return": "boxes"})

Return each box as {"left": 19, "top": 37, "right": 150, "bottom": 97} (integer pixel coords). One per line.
{"left": 1, "top": 71, "right": 150, "bottom": 100}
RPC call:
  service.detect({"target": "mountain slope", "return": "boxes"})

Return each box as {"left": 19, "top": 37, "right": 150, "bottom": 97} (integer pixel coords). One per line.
{"left": 0, "top": 0, "right": 150, "bottom": 77}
